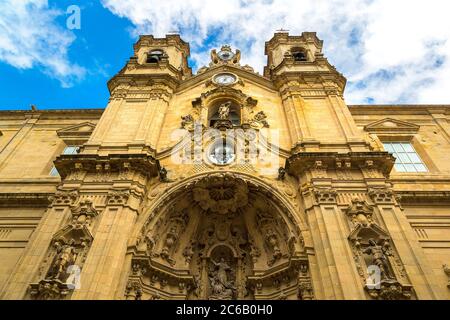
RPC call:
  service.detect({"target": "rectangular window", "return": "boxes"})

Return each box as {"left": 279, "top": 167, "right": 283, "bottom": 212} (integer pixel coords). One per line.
{"left": 49, "top": 146, "right": 79, "bottom": 176}
{"left": 383, "top": 142, "right": 428, "bottom": 173}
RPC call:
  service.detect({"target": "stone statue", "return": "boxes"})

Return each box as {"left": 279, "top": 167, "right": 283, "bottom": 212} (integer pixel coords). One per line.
{"left": 218, "top": 102, "right": 231, "bottom": 120}
{"left": 159, "top": 167, "right": 168, "bottom": 182}
{"left": 249, "top": 240, "right": 261, "bottom": 263}
{"left": 183, "top": 243, "right": 195, "bottom": 264}
{"left": 161, "top": 226, "right": 179, "bottom": 264}
{"left": 364, "top": 239, "right": 393, "bottom": 280}
{"left": 265, "top": 228, "right": 282, "bottom": 266}
{"left": 209, "top": 258, "right": 236, "bottom": 299}
{"left": 48, "top": 244, "right": 76, "bottom": 281}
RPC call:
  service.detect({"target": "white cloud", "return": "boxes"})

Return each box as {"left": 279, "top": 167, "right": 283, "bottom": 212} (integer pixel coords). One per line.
{"left": 101, "top": 0, "right": 450, "bottom": 104}
{"left": 0, "top": 0, "right": 85, "bottom": 87}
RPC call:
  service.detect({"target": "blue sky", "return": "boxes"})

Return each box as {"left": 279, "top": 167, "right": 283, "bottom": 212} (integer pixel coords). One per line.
{"left": 1, "top": 0, "right": 450, "bottom": 111}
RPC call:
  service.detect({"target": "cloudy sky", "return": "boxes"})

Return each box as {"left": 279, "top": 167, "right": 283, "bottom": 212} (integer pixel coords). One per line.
{"left": 0, "top": 0, "right": 449, "bottom": 109}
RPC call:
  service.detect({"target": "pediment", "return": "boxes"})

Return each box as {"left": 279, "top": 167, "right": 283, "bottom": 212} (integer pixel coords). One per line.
{"left": 57, "top": 122, "right": 96, "bottom": 139}
{"left": 348, "top": 224, "right": 390, "bottom": 245}
{"left": 364, "top": 118, "right": 419, "bottom": 134}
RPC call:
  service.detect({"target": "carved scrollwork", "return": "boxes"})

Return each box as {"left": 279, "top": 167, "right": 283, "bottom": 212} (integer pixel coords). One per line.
{"left": 127, "top": 173, "right": 310, "bottom": 300}
{"left": 346, "top": 203, "right": 414, "bottom": 300}
{"left": 49, "top": 190, "right": 79, "bottom": 206}
{"left": 70, "top": 200, "right": 98, "bottom": 228}
{"left": 345, "top": 198, "right": 374, "bottom": 228}
{"left": 368, "top": 187, "right": 395, "bottom": 204}
{"left": 249, "top": 111, "right": 269, "bottom": 129}
{"left": 181, "top": 114, "right": 195, "bottom": 131}
{"left": 192, "top": 175, "right": 249, "bottom": 215}
{"left": 107, "top": 190, "right": 130, "bottom": 206}
{"left": 314, "top": 187, "right": 337, "bottom": 204}
{"left": 125, "top": 280, "right": 143, "bottom": 300}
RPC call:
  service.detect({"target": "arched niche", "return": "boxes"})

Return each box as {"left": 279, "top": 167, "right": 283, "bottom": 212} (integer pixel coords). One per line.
{"left": 126, "top": 173, "right": 313, "bottom": 300}
{"left": 192, "top": 87, "right": 258, "bottom": 128}
{"left": 208, "top": 99, "right": 241, "bottom": 127}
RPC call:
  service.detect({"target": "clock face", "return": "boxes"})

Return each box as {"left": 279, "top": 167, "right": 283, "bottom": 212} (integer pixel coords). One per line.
{"left": 209, "top": 142, "right": 235, "bottom": 165}
{"left": 217, "top": 50, "right": 234, "bottom": 61}
{"left": 214, "top": 73, "right": 237, "bottom": 86}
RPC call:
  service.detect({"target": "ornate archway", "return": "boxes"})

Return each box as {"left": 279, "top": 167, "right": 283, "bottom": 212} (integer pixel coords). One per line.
{"left": 125, "top": 173, "right": 313, "bottom": 300}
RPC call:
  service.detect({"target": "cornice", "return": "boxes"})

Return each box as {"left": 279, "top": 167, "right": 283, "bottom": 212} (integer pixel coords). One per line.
{"left": 349, "top": 105, "right": 450, "bottom": 116}
{"left": 0, "top": 109, "right": 104, "bottom": 118}
{"left": 396, "top": 191, "right": 450, "bottom": 204}
{"left": 286, "top": 151, "right": 395, "bottom": 177}
{"left": 273, "top": 70, "right": 347, "bottom": 95}
{"left": 107, "top": 73, "right": 180, "bottom": 95}
{"left": 54, "top": 153, "right": 159, "bottom": 180}
{"left": 0, "top": 193, "right": 52, "bottom": 207}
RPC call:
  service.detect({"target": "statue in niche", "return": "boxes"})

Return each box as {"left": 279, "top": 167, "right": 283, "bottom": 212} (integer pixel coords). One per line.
{"left": 249, "top": 239, "right": 261, "bottom": 264}
{"left": 160, "top": 225, "right": 179, "bottom": 265}
{"left": 218, "top": 101, "right": 231, "bottom": 120}
{"left": 47, "top": 243, "right": 77, "bottom": 281}
{"left": 209, "top": 258, "right": 236, "bottom": 300}
{"left": 363, "top": 239, "right": 394, "bottom": 280}
{"left": 183, "top": 242, "right": 195, "bottom": 264}
{"left": 265, "top": 227, "right": 282, "bottom": 266}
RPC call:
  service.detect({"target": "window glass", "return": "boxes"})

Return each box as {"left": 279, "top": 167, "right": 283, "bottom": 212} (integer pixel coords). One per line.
{"left": 49, "top": 166, "right": 59, "bottom": 177}
{"left": 49, "top": 146, "right": 79, "bottom": 176}
{"left": 383, "top": 142, "right": 428, "bottom": 173}
{"left": 63, "top": 146, "right": 79, "bottom": 154}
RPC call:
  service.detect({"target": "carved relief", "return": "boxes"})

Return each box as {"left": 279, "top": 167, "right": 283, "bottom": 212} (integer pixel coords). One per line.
{"left": 444, "top": 264, "right": 450, "bottom": 288}
{"left": 368, "top": 188, "right": 395, "bottom": 204}
{"left": 126, "top": 174, "right": 310, "bottom": 300}
{"left": 49, "top": 190, "right": 79, "bottom": 206}
{"left": 345, "top": 198, "right": 374, "bottom": 227}
{"left": 314, "top": 188, "right": 337, "bottom": 204}
{"left": 192, "top": 175, "right": 249, "bottom": 215}
{"left": 181, "top": 114, "right": 195, "bottom": 131}
{"left": 249, "top": 111, "right": 269, "bottom": 129}
{"left": 30, "top": 199, "right": 98, "bottom": 300}
{"left": 107, "top": 190, "right": 130, "bottom": 206}
{"left": 346, "top": 198, "right": 413, "bottom": 300}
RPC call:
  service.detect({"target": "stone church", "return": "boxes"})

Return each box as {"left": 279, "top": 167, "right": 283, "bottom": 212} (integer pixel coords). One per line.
{"left": 0, "top": 32, "right": 449, "bottom": 300}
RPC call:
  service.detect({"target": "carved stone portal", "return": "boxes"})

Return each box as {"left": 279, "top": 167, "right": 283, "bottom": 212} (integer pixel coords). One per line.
{"left": 127, "top": 174, "right": 311, "bottom": 300}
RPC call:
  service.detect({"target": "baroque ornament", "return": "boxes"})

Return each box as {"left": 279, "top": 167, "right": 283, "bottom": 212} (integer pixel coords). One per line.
{"left": 192, "top": 174, "right": 249, "bottom": 215}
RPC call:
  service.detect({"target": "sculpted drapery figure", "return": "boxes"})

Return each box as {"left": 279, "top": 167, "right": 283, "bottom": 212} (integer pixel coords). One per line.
{"left": 364, "top": 239, "right": 393, "bottom": 280}
{"left": 218, "top": 102, "right": 231, "bottom": 120}
{"left": 47, "top": 243, "right": 76, "bottom": 281}
{"left": 209, "top": 258, "right": 236, "bottom": 299}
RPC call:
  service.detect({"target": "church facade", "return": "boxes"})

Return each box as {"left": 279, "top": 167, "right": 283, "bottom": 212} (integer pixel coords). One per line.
{"left": 0, "top": 32, "right": 449, "bottom": 300}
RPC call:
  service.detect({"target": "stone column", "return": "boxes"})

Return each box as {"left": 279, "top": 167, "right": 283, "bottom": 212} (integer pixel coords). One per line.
{"left": 302, "top": 183, "right": 366, "bottom": 300}
{"left": 71, "top": 188, "right": 143, "bottom": 300}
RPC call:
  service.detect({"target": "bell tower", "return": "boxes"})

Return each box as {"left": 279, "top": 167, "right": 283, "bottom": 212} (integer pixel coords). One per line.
{"left": 264, "top": 31, "right": 369, "bottom": 153}
{"left": 84, "top": 35, "right": 192, "bottom": 155}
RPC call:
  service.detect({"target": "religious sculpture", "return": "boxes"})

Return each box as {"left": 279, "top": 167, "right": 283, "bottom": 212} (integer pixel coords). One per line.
{"left": 47, "top": 243, "right": 77, "bottom": 281}
{"left": 363, "top": 239, "right": 394, "bottom": 280}
{"left": 218, "top": 102, "right": 231, "bottom": 120}
{"left": 265, "top": 228, "right": 282, "bottom": 266}
{"left": 209, "top": 258, "right": 236, "bottom": 300}
{"left": 161, "top": 226, "right": 179, "bottom": 265}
